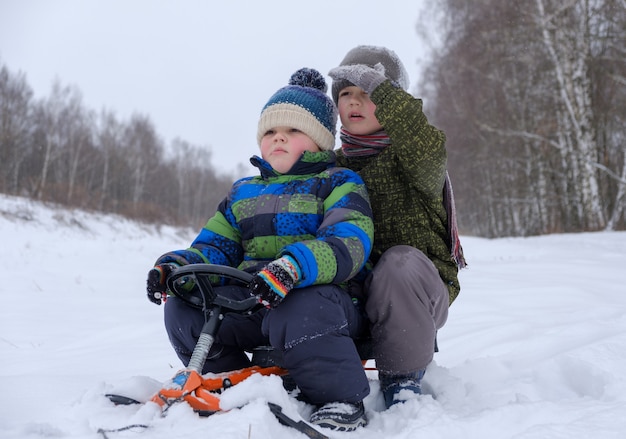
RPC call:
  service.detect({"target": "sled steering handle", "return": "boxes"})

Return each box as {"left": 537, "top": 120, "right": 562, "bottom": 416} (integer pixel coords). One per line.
{"left": 169, "top": 263, "right": 254, "bottom": 284}
{"left": 166, "top": 263, "right": 261, "bottom": 313}
{"left": 166, "top": 263, "right": 260, "bottom": 373}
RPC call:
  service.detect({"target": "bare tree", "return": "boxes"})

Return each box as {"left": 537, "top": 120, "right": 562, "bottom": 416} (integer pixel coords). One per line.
{"left": 123, "top": 113, "right": 165, "bottom": 215}
{"left": 32, "top": 81, "right": 63, "bottom": 200}
{"left": 0, "top": 62, "right": 33, "bottom": 194}
{"left": 535, "top": 0, "right": 605, "bottom": 229}
{"left": 419, "top": 0, "right": 626, "bottom": 236}
{"left": 94, "top": 110, "right": 122, "bottom": 211}
{"left": 0, "top": 61, "right": 237, "bottom": 229}
{"left": 166, "top": 138, "right": 233, "bottom": 227}
{"left": 60, "top": 88, "right": 93, "bottom": 204}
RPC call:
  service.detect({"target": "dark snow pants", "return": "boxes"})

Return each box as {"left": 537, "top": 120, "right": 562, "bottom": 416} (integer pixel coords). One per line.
{"left": 163, "top": 283, "right": 369, "bottom": 405}
{"left": 364, "top": 245, "right": 449, "bottom": 375}
{"left": 164, "top": 285, "right": 268, "bottom": 373}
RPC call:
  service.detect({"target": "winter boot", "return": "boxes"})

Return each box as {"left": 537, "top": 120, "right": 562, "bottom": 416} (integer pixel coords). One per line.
{"left": 309, "top": 400, "right": 367, "bottom": 432}
{"left": 380, "top": 369, "right": 426, "bottom": 409}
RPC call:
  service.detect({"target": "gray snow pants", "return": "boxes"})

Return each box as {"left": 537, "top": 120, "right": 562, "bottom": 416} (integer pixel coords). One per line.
{"left": 364, "top": 245, "right": 449, "bottom": 375}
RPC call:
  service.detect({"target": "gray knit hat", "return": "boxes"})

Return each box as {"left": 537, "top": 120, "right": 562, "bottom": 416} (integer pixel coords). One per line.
{"left": 331, "top": 45, "right": 410, "bottom": 103}
{"left": 257, "top": 68, "right": 337, "bottom": 151}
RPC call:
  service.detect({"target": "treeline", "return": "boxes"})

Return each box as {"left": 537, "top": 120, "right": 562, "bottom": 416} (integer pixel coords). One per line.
{"left": 0, "top": 61, "right": 235, "bottom": 229}
{"left": 4, "top": 0, "right": 625, "bottom": 239}
{"left": 421, "top": 0, "right": 626, "bottom": 237}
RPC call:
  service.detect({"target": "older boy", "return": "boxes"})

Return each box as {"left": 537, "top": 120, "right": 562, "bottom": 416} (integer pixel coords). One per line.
{"left": 329, "top": 45, "right": 466, "bottom": 408}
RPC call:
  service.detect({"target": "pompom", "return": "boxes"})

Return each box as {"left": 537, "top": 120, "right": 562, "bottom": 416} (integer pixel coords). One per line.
{"left": 288, "top": 68, "right": 328, "bottom": 93}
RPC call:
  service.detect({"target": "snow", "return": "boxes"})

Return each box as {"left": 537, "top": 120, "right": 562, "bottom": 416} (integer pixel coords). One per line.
{"left": 1, "top": 193, "right": 625, "bottom": 438}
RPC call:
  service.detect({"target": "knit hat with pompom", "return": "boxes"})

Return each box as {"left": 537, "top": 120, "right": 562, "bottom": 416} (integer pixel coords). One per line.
{"left": 257, "top": 68, "right": 337, "bottom": 151}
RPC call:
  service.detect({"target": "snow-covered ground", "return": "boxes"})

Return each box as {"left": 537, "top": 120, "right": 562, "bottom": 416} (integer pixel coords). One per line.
{"left": 1, "top": 193, "right": 625, "bottom": 438}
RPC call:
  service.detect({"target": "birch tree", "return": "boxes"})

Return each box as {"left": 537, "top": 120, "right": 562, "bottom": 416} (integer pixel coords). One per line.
{"left": 33, "top": 81, "right": 66, "bottom": 200}
{"left": 60, "top": 87, "right": 92, "bottom": 204}
{"left": 420, "top": 0, "right": 625, "bottom": 236}
{"left": 535, "top": 0, "right": 605, "bottom": 229}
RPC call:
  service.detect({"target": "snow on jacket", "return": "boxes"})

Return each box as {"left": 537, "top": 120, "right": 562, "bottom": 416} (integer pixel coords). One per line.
{"left": 155, "top": 150, "right": 374, "bottom": 288}
{"left": 335, "top": 81, "right": 461, "bottom": 303}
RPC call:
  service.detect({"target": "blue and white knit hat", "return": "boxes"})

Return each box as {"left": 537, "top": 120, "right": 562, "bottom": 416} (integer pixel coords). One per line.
{"left": 257, "top": 68, "right": 337, "bottom": 151}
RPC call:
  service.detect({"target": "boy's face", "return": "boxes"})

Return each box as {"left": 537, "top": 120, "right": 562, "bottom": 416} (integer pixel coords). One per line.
{"left": 260, "top": 126, "right": 320, "bottom": 173}
{"left": 337, "top": 86, "right": 383, "bottom": 135}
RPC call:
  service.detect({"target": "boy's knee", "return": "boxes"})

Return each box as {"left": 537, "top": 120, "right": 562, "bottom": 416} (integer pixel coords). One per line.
{"left": 378, "top": 245, "right": 432, "bottom": 271}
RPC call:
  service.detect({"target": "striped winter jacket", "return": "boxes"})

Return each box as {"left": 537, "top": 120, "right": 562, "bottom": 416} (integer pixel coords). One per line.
{"left": 155, "top": 150, "right": 374, "bottom": 288}
{"left": 335, "top": 81, "right": 461, "bottom": 304}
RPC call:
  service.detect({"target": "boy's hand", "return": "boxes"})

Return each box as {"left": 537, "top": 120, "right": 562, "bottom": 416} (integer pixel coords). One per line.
{"left": 328, "top": 63, "right": 388, "bottom": 95}
{"left": 146, "top": 264, "right": 177, "bottom": 305}
{"left": 249, "top": 256, "right": 301, "bottom": 308}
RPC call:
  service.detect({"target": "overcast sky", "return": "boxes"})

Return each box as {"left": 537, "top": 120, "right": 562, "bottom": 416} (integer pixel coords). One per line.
{"left": 0, "top": 0, "right": 435, "bottom": 176}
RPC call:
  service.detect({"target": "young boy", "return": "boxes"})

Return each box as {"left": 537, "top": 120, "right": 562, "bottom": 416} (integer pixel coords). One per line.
{"left": 328, "top": 45, "right": 466, "bottom": 408}
{"left": 146, "top": 68, "right": 373, "bottom": 431}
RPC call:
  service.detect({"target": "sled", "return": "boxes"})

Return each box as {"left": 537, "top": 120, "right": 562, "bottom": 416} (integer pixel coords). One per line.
{"left": 107, "top": 263, "right": 374, "bottom": 417}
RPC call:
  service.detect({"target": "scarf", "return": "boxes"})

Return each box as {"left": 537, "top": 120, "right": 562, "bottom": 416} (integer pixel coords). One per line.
{"left": 340, "top": 128, "right": 391, "bottom": 157}
{"left": 341, "top": 128, "right": 467, "bottom": 269}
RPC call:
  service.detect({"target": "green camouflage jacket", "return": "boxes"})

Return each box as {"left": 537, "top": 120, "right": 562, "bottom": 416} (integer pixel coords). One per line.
{"left": 336, "top": 80, "right": 460, "bottom": 303}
